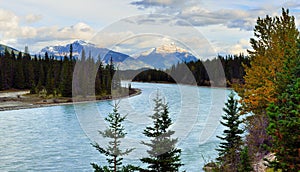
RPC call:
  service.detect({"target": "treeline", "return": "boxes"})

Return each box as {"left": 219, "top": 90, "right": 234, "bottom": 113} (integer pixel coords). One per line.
{"left": 132, "top": 54, "right": 250, "bottom": 87}
{"left": 0, "top": 45, "right": 117, "bottom": 97}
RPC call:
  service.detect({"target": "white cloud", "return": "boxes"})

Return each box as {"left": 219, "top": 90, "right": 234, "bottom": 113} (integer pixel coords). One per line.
{"left": 91, "top": 31, "right": 135, "bottom": 48}
{"left": 130, "top": 0, "right": 293, "bottom": 31}
{"left": 0, "top": 9, "right": 38, "bottom": 43}
{"left": 228, "top": 39, "right": 251, "bottom": 55}
{"left": 0, "top": 8, "right": 96, "bottom": 52}
{"left": 0, "top": 9, "right": 19, "bottom": 31}
{"left": 131, "top": 0, "right": 186, "bottom": 9}
{"left": 24, "top": 14, "right": 42, "bottom": 24}
{"left": 52, "top": 22, "right": 95, "bottom": 40}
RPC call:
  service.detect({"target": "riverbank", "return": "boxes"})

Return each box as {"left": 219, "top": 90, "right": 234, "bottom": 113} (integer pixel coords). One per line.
{"left": 0, "top": 88, "right": 141, "bottom": 112}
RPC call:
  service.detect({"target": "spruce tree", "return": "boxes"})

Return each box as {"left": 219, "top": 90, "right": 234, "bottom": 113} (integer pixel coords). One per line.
{"left": 37, "top": 64, "right": 45, "bottom": 92}
{"left": 3, "top": 48, "right": 13, "bottom": 89}
{"left": 216, "top": 92, "right": 243, "bottom": 171}
{"left": 60, "top": 54, "right": 73, "bottom": 97}
{"left": 266, "top": 57, "right": 300, "bottom": 171}
{"left": 14, "top": 52, "right": 25, "bottom": 89}
{"left": 141, "top": 93, "right": 183, "bottom": 171}
{"left": 46, "top": 65, "right": 55, "bottom": 95}
{"left": 95, "top": 56, "right": 103, "bottom": 95}
{"left": 91, "top": 102, "right": 136, "bottom": 172}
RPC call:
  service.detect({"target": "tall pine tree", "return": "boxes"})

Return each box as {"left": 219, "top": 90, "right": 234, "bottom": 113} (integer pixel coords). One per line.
{"left": 266, "top": 49, "right": 300, "bottom": 171}
{"left": 14, "top": 52, "right": 25, "bottom": 89}
{"left": 60, "top": 45, "right": 73, "bottom": 97}
{"left": 141, "top": 93, "right": 183, "bottom": 172}
{"left": 216, "top": 92, "right": 243, "bottom": 171}
{"left": 91, "top": 102, "right": 136, "bottom": 172}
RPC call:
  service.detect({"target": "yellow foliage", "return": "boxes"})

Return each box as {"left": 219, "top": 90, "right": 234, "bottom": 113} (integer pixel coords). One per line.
{"left": 234, "top": 9, "right": 299, "bottom": 115}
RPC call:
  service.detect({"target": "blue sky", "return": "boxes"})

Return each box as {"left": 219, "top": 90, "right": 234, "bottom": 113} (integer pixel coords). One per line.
{"left": 0, "top": 0, "right": 299, "bottom": 57}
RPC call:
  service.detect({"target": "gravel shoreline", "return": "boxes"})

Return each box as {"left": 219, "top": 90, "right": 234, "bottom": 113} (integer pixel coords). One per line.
{"left": 0, "top": 88, "right": 141, "bottom": 112}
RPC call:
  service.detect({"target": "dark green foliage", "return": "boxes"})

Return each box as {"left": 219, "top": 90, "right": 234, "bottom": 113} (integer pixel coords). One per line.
{"left": 1, "top": 48, "right": 14, "bottom": 89}
{"left": 14, "top": 52, "right": 25, "bottom": 89}
{"left": 91, "top": 102, "right": 136, "bottom": 172}
{"left": 132, "top": 69, "right": 175, "bottom": 83}
{"left": 216, "top": 92, "right": 243, "bottom": 171}
{"left": 266, "top": 58, "right": 300, "bottom": 171}
{"left": 60, "top": 55, "right": 73, "bottom": 97}
{"left": 23, "top": 53, "right": 35, "bottom": 89}
{"left": 132, "top": 54, "right": 249, "bottom": 87}
{"left": 141, "top": 93, "right": 183, "bottom": 172}
{"left": 46, "top": 65, "right": 55, "bottom": 95}
{"left": 238, "top": 146, "right": 253, "bottom": 172}
{"left": 37, "top": 64, "right": 45, "bottom": 92}
{"left": 95, "top": 57, "right": 104, "bottom": 95}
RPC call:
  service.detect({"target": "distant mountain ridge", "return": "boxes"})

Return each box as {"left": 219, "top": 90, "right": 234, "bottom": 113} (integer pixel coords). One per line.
{"left": 39, "top": 40, "right": 198, "bottom": 69}
{"left": 1, "top": 40, "right": 199, "bottom": 70}
{"left": 40, "top": 40, "right": 131, "bottom": 64}
{"left": 0, "top": 44, "right": 20, "bottom": 55}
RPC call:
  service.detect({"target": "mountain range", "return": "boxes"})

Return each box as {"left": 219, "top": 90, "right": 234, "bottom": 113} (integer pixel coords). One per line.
{"left": 2, "top": 40, "right": 199, "bottom": 70}
{"left": 39, "top": 40, "right": 198, "bottom": 70}
{"left": 40, "top": 40, "right": 132, "bottom": 64}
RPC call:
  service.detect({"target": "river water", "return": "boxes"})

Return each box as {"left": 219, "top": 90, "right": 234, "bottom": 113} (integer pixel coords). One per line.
{"left": 0, "top": 82, "right": 230, "bottom": 171}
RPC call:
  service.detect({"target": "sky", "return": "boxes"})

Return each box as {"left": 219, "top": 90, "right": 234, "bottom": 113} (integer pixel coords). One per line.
{"left": 0, "top": 0, "right": 300, "bottom": 58}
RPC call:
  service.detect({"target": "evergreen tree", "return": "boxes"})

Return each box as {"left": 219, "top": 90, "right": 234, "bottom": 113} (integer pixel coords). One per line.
{"left": 266, "top": 55, "right": 300, "bottom": 171}
{"left": 46, "top": 65, "right": 55, "bottom": 95}
{"left": 52, "top": 58, "right": 62, "bottom": 94}
{"left": 60, "top": 54, "right": 73, "bottom": 97}
{"left": 33, "top": 55, "right": 40, "bottom": 86}
{"left": 86, "top": 51, "right": 96, "bottom": 95}
{"left": 14, "top": 52, "right": 25, "bottom": 89}
{"left": 22, "top": 52, "right": 34, "bottom": 89}
{"left": 216, "top": 92, "right": 243, "bottom": 171}
{"left": 141, "top": 93, "right": 183, "bottom": 172}
{"left": 91, "top": 102, "right": 136, "bottom": 172}
{"left": 37, "top": 64, "right": 45, "bottom": 92}
{"left": 79, "top": 49, "right": 88, "bottom": 96}
{"left": 2, "top": 48, "right": 13, "bottom": 89}
{"left": 69, "top": 44, "right": 73, "bottom": 60}
{"left": 95, "top": 56, "right": 103, "bottom": 95}
{"left": 238, "top": 146, "right": 253, "bottom": 172}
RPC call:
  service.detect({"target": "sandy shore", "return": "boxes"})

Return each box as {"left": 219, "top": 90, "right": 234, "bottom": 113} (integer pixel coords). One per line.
{"left": 0, "top": 89, "right": 141, "bottom": 112}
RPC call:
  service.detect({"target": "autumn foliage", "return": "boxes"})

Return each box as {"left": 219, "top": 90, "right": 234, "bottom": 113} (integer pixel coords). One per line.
{"left": 235, "top": 9, "right": 299, "bottom": 115}
{"left": 234, "top": 8, "right": 300, "bottom": 165}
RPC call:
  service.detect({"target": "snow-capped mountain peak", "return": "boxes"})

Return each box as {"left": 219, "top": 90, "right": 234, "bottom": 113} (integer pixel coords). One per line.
{"left": 155, "top": 43, "right": 188, "bottom": 54}
{"left": 134, "top": 43, "right": 198, "bottom": 69}
{"left": 72, "top": 40, "right": 94, "bottom": 46}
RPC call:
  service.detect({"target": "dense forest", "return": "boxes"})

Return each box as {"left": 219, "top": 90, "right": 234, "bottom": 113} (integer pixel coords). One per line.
{"left": 0, "top": 45, "right": 117, "bottom": 97}
{"left": 132, "top": 54, "right": 250, "bottom": 87}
